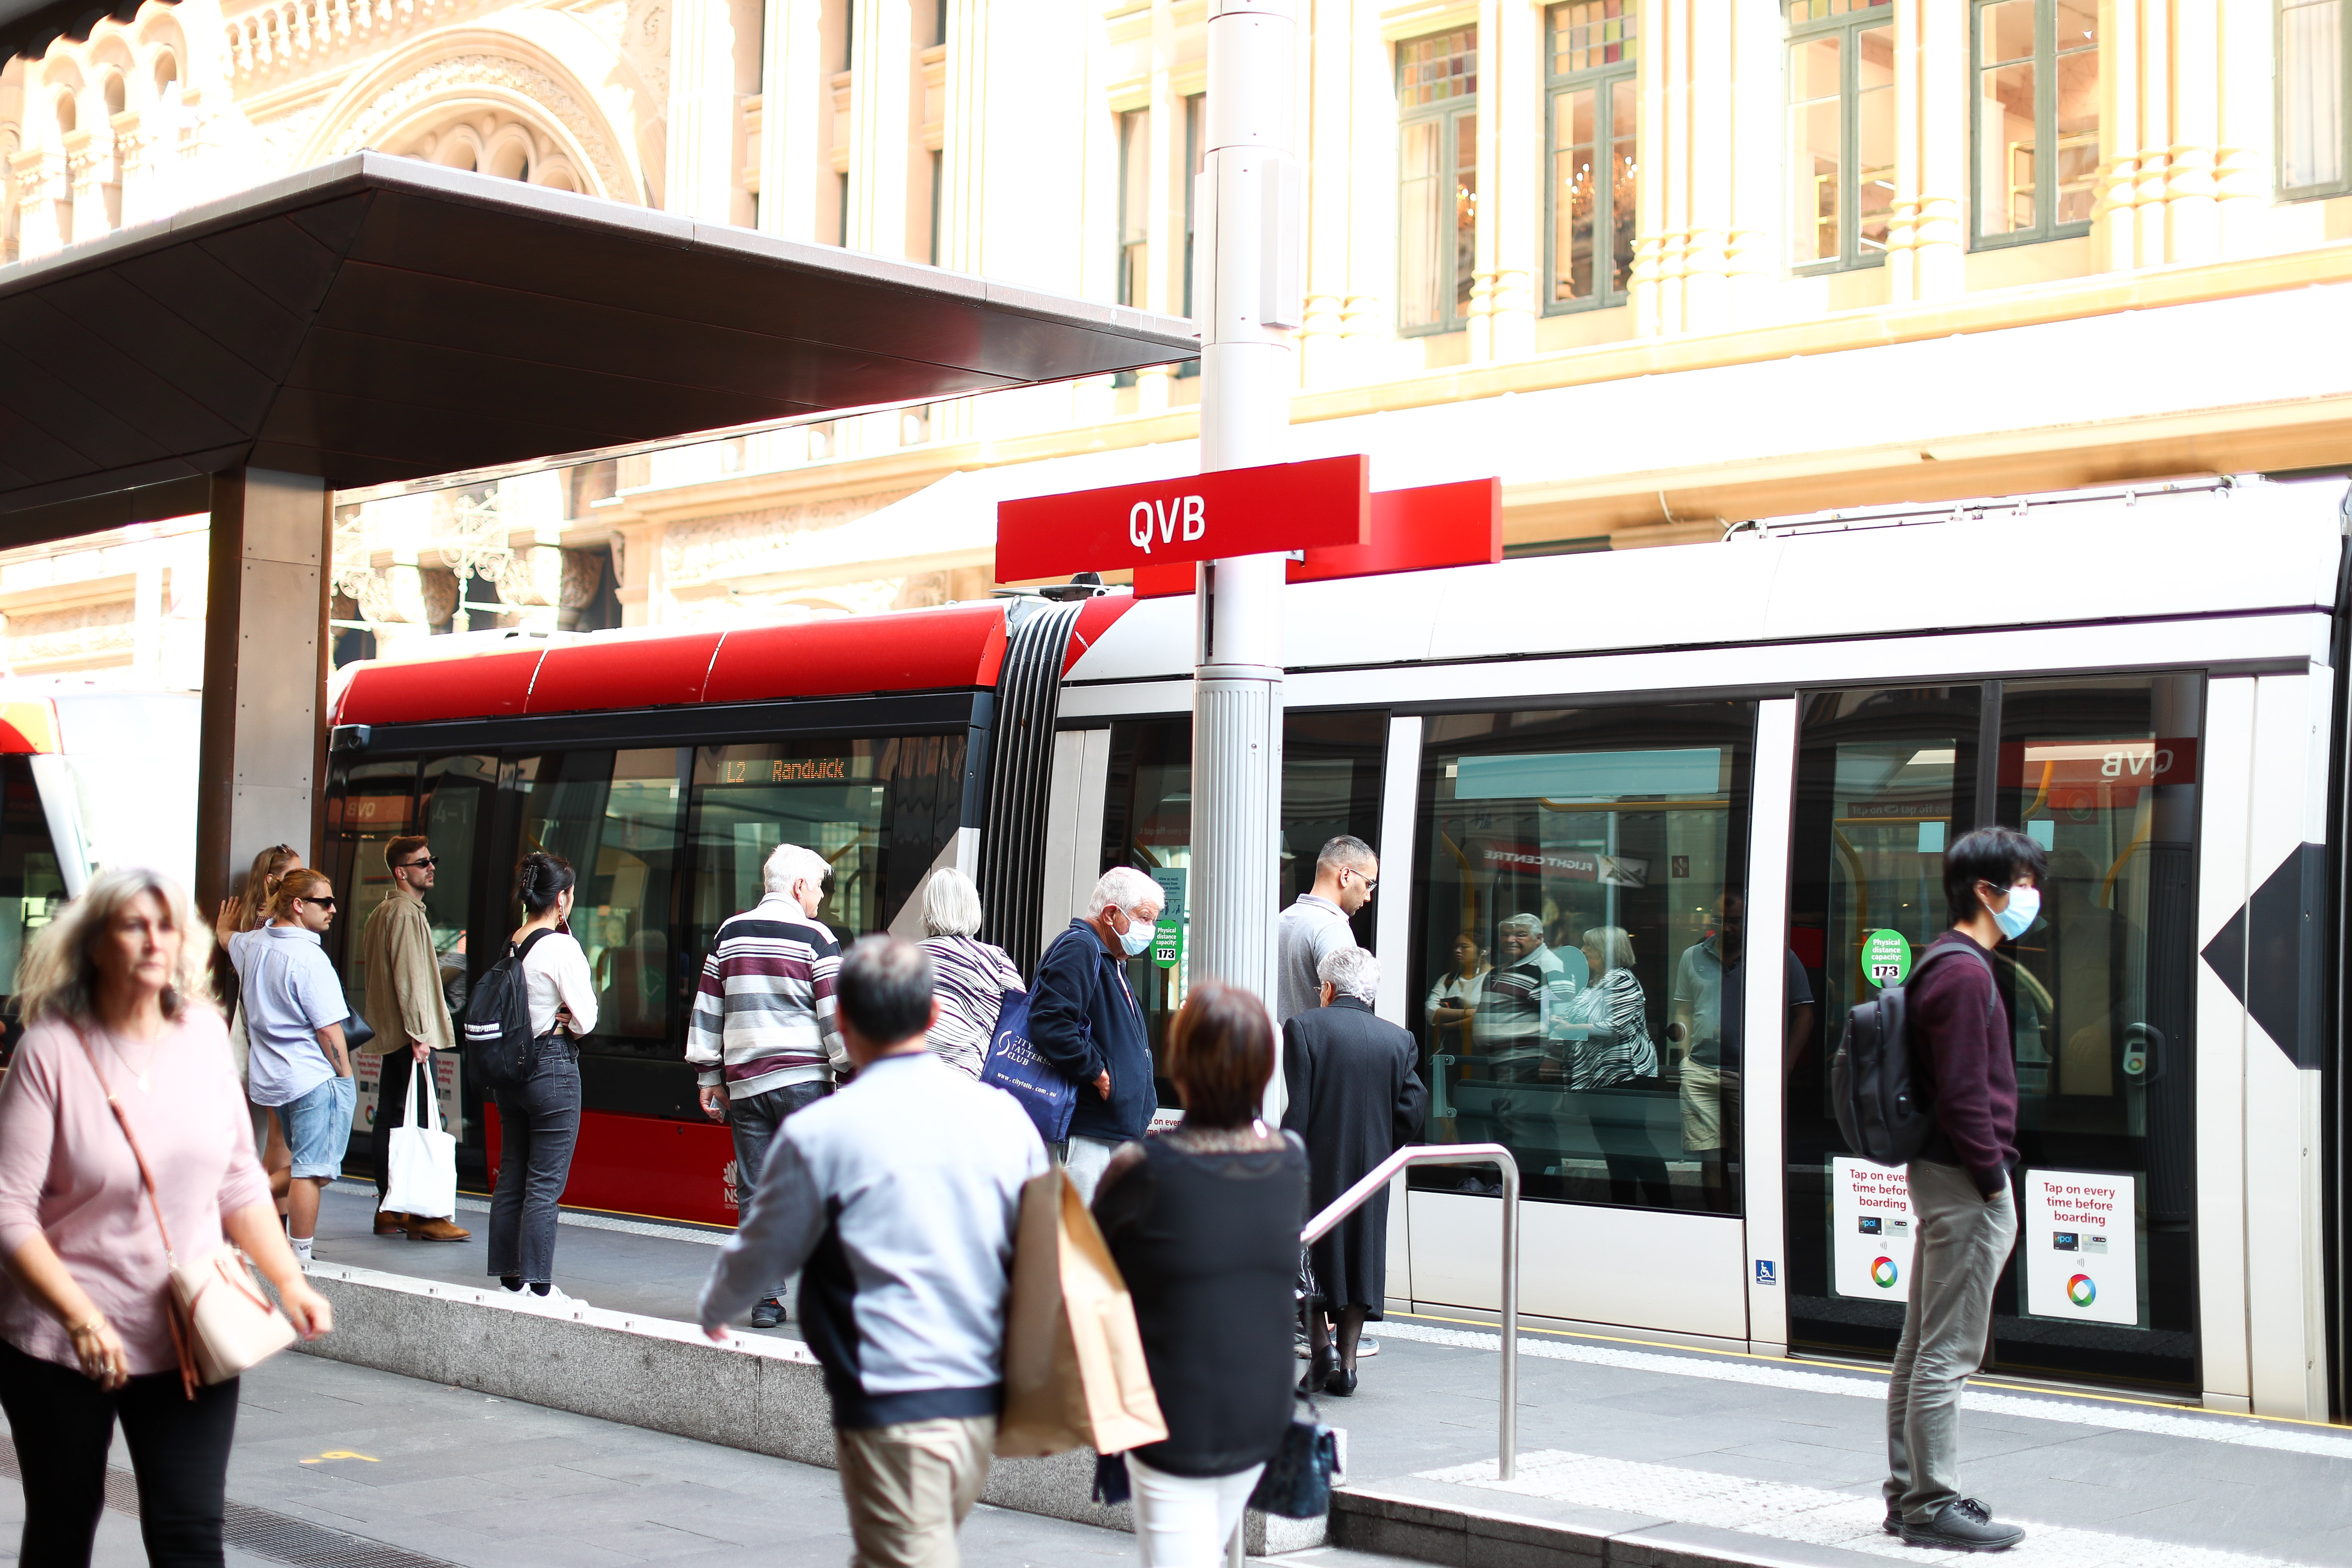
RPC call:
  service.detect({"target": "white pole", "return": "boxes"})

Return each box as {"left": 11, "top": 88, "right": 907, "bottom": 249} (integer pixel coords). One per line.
{"left": 1193, "top": 0, "right": 1299, "bottom": 1052}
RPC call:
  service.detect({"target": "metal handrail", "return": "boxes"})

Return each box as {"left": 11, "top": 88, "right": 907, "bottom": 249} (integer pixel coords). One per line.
{"left": 1301, "top": 1142, "right": 1520, "bottom": 1480}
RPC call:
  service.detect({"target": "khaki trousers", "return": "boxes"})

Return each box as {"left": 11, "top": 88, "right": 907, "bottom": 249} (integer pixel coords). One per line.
{"left": 836, "top": 1415, "right": 996, "bottom": 1568}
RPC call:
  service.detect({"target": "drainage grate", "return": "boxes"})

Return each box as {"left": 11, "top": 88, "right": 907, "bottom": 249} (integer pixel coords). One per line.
{"left": 0, "top": 1433, "right": 459, "bottom": 1568}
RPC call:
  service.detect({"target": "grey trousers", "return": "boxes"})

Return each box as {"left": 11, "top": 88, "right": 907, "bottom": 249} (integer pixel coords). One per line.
{"left": 1885, "top": 1159, "right": 2018, "bottom": 1522}
{"left": 487, "top": 1040, "right": 581, "bottom": 1286}
{"left": 730, "top": 1080, "right": 830, "bottom": 1301}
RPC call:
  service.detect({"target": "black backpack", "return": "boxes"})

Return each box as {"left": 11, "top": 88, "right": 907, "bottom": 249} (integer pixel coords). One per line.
{"left": 1830, "top": 940, "right": 1991, "bottom": 1166}
{"left": 462, "top": 929, "right": 555, "bottom": 1092}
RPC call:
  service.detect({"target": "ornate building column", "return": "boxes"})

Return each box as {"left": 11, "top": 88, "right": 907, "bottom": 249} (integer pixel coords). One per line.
{"left": 760, "top": 0, "right": 830, "bottom": 241}
{"left": 847, "top": 0, "right": 913, "bottom": 255}
{"left": 1486, "top": 0, "right": 1538, "bottom": 362}
{"left": 1299, "top": 0, "right": 1356, "bottom": 386}
{"left": 64, "top": 127, "right": 105, "bottom": 246}
{"left": 2094, "top": 0, "right": 2246, "bottom": 270}
{"left": 1338, "top": 6, "right": 1390, "bottom": 371}
{"left": 1465, "top": 0, "right": 1503, "bottom": 362}
{"left": 1888, "top": 0, "right": 1964, "bottom": 304}
{"left": 9, "top": 147, "right": 65, "bottom": 260}
{"left": 667, "top": 0, "right": 746, "bottom": 222}
{"left": 1634, "top": 0, "right": 1766, "bottom": 337}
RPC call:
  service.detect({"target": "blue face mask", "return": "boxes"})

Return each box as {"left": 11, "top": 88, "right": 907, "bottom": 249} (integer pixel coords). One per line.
{"left": 1117, "top": 910, "right": 1155, "bottom": 958}
{"left": 1989, "top": 885, "right": 2040, "bottom": 941}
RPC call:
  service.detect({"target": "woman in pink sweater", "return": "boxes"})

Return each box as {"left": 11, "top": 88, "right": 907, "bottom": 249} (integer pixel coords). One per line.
{"left": 0, "top": 867, "right": 333, "bottom": 1568}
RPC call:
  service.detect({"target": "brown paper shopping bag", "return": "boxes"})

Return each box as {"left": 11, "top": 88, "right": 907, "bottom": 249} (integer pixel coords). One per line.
{"left": 995, "top": 1167, "right": 1168, "bottom": 1458}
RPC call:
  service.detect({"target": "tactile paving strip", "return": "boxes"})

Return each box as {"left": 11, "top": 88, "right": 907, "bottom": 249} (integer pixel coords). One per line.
{"left": 1417, "top": 1449, "right": 2318, "bottom": 1568}
{"left": 0, "top": 1433, "right": 458, "bottom": 1568}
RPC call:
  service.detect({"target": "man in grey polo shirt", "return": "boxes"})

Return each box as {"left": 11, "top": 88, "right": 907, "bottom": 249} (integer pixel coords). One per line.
{"left": 1277, "top": 836, "right": 1378, "bottom": 1027}
{"left": 1669, "top": 893, "right": 1813, "bottom": 1206}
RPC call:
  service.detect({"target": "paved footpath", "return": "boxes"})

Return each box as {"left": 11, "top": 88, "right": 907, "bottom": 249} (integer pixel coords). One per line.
{"left": 304, "top": 1182, "right": 2352, "bottom": 1568}
{"left": 0, "top": 1351, "right": 1418, "bottom": 1568}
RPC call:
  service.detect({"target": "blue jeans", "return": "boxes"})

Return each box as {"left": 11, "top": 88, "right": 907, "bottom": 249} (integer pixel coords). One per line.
{"left": 488, "top": 1039, "right": 581, "bottom": 1286}
{"left": 729, "top": 1080, "right": 830, "bottom": 1301}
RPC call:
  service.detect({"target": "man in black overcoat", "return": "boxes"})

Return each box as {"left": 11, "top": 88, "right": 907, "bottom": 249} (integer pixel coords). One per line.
{"left": 1281, "top": 945, "right": 1428, "bottom": 1396}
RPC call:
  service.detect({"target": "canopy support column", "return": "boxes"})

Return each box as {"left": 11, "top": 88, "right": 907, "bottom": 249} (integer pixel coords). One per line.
{"left": 196, "top": 470, "right": 333, "bottom": 912}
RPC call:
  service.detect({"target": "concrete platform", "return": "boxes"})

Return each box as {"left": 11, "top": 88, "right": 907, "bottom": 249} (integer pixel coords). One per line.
{"left": 294, "top": 1183, "right": 2352, "bottom": 1568}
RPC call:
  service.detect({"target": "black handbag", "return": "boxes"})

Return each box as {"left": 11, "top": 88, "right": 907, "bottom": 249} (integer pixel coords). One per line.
{"left": 1249, "top": 1394, "right": 1339, "bottom": 1519}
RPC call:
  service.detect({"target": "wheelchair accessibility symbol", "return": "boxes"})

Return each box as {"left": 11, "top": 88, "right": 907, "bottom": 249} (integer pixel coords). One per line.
{"left": 1754, "top": 1260, "right": 1777, "bottom": 1286}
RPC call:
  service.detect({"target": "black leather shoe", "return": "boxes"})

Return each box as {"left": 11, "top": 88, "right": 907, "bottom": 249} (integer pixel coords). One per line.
{"left": 1898, "top": 1499, "right": 2023, "bottom": 1551}
{"left": 1883, "top": 1508, "right": 1901, "bottom": 1537}
{"left": 750, "top": 1298, "right": 784, "bottom": 1329}
{"left": 1298, "top": 1348, "right": 1335, "bottom": 1395}
{"left": 1323, "top": 1365, "right": 1358, "bottom": 1397}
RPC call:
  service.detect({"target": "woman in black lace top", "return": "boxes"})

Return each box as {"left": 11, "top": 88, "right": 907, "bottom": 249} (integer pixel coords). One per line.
{"left": 1092, "top": 982, "right": 1307, "bottom": 1567}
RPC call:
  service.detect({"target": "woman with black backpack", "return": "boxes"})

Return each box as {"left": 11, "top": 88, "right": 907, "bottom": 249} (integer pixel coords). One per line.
{"left": 486, "top": 852, "right": 597, "bottom": 1310}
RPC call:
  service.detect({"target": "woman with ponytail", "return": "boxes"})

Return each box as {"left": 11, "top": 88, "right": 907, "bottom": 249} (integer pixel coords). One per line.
{"left": 488, "top": 852, "right": 597, "bottom": 1308}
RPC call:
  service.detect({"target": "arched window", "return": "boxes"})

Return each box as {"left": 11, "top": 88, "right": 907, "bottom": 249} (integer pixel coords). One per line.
{"left": 153, "top": 51, "right": 179, "bottom": 101}
{"left": 55, "top": 95, "right": 77, "bottom": 135}
{"left": 103, "top": 74, "right": 126, "bottom": 118}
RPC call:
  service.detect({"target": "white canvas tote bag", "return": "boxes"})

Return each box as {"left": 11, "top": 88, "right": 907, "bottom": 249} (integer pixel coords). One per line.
{"left": 381, "top": 1060, "right": 458, "bottom": 1221}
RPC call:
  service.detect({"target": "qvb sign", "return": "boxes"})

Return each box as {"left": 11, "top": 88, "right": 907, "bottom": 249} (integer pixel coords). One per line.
{"left": 994, "top": 454, "right": 1369, "bottom": 583}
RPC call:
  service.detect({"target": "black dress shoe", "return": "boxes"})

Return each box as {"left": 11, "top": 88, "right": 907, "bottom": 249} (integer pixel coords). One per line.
{"left": 1322, "top": 1365, "right": 1357, "bottom": 1397}
{"left": 1897, "top": 1499, "right": 2023, "bottom": 1552}
{"left": 1298, "top": 1348, "right": 1335, "bottom": 1395}
{"left": 750, "top": 1298, "right": 785, "bottom": 1329}
{"left": 1883, "top": 1508, "right": 1901, "bottom": 1536}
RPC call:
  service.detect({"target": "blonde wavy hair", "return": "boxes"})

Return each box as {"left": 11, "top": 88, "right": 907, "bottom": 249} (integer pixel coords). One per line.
{"left": 17, "top": 867, "right": 220, "bottom": 1025}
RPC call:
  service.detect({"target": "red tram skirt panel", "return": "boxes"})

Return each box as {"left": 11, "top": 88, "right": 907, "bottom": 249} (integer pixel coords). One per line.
{"left": 484, "top": 1111, "right": 742, "bottom": 1229}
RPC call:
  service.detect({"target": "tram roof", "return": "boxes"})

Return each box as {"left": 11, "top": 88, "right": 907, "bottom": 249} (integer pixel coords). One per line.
{"left": 0, "top": 153, "right": 1199, "bottom": 530}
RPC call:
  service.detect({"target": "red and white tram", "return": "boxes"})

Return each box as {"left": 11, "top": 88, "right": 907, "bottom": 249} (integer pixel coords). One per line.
{"left": 325, "top": 473, "right": 2349, "bottom": 1421}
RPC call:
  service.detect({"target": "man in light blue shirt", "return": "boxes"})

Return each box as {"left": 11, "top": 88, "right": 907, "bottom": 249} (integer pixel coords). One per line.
{"left": 701, "top": 935, "right": 1046, "bottom": 1568}
{"left": 228, "top": 874, "right": 352, "bottom": 1268}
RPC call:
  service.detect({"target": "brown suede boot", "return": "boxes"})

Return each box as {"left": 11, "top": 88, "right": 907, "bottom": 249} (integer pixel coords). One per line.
{"left": 374, "top": 1209, "right": 407, "bottom": 1236}
{"left": 405, "top": 1216, "right": 471, "bottom": 1243}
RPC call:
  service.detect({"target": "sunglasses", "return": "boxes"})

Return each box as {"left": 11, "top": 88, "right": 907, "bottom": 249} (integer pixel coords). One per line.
{"left": 297, "top": 895, "right": 338, "bottom": 911}
{"left": 398, "top": 857, "right": 437, "bottom": 871}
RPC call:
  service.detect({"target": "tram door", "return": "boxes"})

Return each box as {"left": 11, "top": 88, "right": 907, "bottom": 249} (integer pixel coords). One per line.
{"left": 1786, "top": 677, "right": 2201, "bottom": 1392}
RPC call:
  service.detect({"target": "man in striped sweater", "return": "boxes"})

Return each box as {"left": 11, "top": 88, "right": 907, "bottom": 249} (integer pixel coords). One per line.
{"left": 689, "top": 842, "right": 848, "bottom": 1328}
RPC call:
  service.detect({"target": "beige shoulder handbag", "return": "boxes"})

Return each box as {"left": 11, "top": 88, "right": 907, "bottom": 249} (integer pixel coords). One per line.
{"left": 75, "top": 1027, "right": 299, "bottom": 1398}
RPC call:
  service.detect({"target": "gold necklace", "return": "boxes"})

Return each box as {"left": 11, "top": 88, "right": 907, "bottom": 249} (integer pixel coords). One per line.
{"left": 104, "top": 1028, "right": 162, "bottom": 1093}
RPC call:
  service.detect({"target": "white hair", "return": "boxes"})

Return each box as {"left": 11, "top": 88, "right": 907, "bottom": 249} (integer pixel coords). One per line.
{"left": 18, "top": 866, "right": 218, "bottom": 1025}
{"left": 922, "top": 867, "right": 986, "bottom": 937}
{"left": 762, "top": 842, "right": 831, "bottom": 898}
{"left": 1317, "top": 945, "right": 1378, "bottom": 1004}
{"left": 1500, "top": 913, "right": 1544, "bottom": 937}
{"left": 1087, "top": 865, "right": 1163, "bottom": 919}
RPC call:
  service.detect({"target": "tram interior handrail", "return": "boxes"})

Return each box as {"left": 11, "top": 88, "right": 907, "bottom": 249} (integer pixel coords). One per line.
{"left": 1300, "top": 1142, "right": 1520, "bottom": 1482}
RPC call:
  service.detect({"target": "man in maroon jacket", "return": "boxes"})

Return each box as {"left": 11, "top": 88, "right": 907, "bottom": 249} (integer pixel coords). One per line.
{"left": 1883, "top": 825, "right": 2045, "bottom": 1552}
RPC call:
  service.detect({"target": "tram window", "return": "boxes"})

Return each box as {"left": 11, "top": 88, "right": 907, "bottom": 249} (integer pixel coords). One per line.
{"left": 1786, "top": 677, "right": 2199, "bottom": 1393}
{"left": 683, "top": 734, "right": 966, "bottom": 968}
{"left": 515, "top": 750, "right": 686, "bottom": 1055}
{"left": 418, "top": 756, "right": 498, "bottom": 1015}
{"left": 330, "top": 759, "right": 420, "bottom": 1032}
{"left": 1099, "top": 712, "right": 1388, "bottom": 1108}
{"left": 1406, "top": 702, "right": 1755, "bottom": 1214}
{"left": 0, "top": 756, "right": 66, "bottom": 1045}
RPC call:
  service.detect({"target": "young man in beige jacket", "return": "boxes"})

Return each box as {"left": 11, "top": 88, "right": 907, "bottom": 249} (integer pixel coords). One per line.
{"left": 361, "top": 834, "right": 469, "bottom": 1242}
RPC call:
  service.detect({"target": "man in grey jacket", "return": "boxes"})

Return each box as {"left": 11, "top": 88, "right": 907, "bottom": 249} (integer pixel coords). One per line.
{"left": 701, "top": 935, "right": 1047, "bottom": 1568}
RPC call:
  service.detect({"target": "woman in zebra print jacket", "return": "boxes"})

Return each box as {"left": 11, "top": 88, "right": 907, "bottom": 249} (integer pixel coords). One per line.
{"left": 1556, "top": 926, "right": 1657, "bottom": 1091}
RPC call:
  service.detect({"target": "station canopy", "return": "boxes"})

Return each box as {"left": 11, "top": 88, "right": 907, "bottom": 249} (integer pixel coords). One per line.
{"left": 0, "top": 151, "right": 1199, "bottom": 536}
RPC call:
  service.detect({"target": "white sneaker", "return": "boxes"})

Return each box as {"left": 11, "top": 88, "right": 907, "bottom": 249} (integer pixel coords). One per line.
{"left": 529, "top": 1285, "right": 588, "bottom": 1316}
{"left": 1357, "top": 1336, "right": 1379, "bottom": 1357}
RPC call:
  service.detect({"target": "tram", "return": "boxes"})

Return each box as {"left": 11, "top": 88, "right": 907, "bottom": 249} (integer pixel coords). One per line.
{"left": 323, "top": 473, "right": 2348, "bottom": 1422}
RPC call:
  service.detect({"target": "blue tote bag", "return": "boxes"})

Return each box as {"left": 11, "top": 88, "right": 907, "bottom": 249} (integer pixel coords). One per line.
{"left": 978, "top": 988, "right": 1079, "bottom": 1144}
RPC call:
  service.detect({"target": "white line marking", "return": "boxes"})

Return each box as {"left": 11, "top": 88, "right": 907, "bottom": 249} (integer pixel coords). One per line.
{"left": 1377, "top": 1320, "right": 2352, "bottom": 1462}
{"left": 328, "top": 1181, "right": 730, "bottom": 1246}
{"left": 1418, "top": 1449, "right": 2320, "bottom": 1568}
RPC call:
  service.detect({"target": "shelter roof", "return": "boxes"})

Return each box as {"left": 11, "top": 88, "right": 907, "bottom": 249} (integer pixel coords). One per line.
{"left": 0, "top": 153, "right": 1198, "bottom": 525}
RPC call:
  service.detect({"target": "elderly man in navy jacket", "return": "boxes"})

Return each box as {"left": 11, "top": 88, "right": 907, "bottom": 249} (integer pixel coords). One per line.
{"left": 1029, "top": 866, "right": 1162, "bottom": 1201}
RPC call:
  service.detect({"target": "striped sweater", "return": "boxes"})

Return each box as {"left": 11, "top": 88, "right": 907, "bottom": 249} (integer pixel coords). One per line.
{"left": 687, "top": 896, "right": 847, "bottom": 1099}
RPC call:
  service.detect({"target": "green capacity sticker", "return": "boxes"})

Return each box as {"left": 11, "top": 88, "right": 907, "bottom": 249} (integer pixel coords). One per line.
{"left": 1862, "top": 929, "right": 1912, "bottom": 988}
{"left": 1153, "top": 919, "right": 1184, "bottom": 969}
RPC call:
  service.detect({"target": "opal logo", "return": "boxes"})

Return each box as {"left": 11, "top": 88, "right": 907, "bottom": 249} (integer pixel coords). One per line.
{"left": 2067, "top": 1273, "right": 2097, "bottom": 1308}
{"left": 1871, "top": 1256, "right": 1899, "bottom": 1289}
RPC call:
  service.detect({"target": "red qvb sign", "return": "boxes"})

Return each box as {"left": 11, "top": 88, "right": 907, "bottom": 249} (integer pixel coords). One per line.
{"left": 995, "top": 454, "right": 1369, "bottom": 583}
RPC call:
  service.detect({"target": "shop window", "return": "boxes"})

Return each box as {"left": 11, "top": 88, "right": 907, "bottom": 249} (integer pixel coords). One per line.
{"left": 1785, "top": 677, "right": 2200, "bottom": 1393}
{"left": 2282, "top": 0, "right": 2350, "bottom": 197}
{"left": 1972, "top": 0, "right": 2099, "bottom": 245}
{"left": 1786, "top": 0, "right": 1894, "bottom": 272}
{"left": 1408, "top": 703, "right": 1757, "bottom": 1215}
{"left": 1398, "top": 27, "right": 1479, "bottom": 334}
{"left": 1117, "top": 107, "right": 1151, "bottom": 309}
{"left": 1099, "top": 712, "right": 1388, "bottom": 1107}
{"left": 1546, "top": 2, "right": 1637, "bottom": 312}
